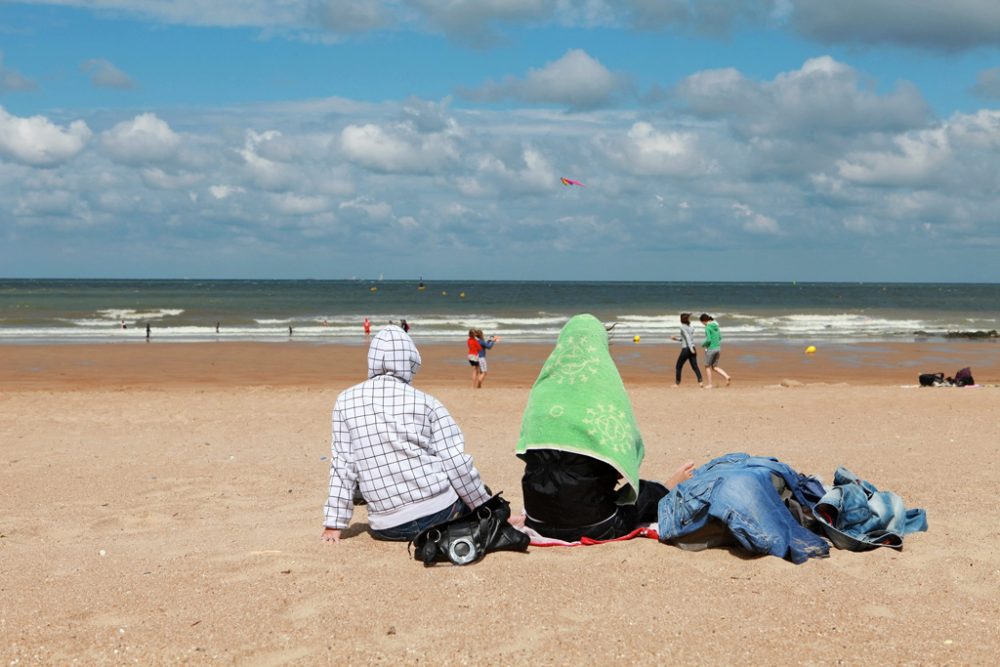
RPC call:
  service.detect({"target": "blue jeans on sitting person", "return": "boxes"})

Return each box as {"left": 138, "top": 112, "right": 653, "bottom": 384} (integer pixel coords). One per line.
{"left": 370, "top": 499, "right": 468, "bottom": 542}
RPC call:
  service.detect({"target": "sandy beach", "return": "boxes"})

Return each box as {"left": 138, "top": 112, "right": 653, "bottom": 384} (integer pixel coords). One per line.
{"left": 3, "top": 341, "right": 999, "bottom": 665}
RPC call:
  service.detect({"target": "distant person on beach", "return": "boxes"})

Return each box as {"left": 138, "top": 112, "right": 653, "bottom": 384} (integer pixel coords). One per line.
{"left": 699, "top": 313, "right": 731, "bottom": 388}
{"left": 671, "top": 312, "right": 703, "bottom": 388}
{"left": 401, "top": 319, "right": 410, "bottom": 333}
{"left": 467, "top": 329, "right": 482, "bottom": 388}
{"left": 289, "top": 325, "right": 293, "bottom": 336}
{"left": 474, "top": 328, "right": 500, "bottom": 389}
{"left": 516, "top": 314, "right": 694, "bottom": 541}
{"left": 321, "top": 326, "right": 493, "bottom": 543}
{"left": 145, "top": 323, "right": 150, "bottom": 341}
{"left": 120, "top": 320, "right": 127, "bottom": 330}
{"left": 215, "top": 322, "right": 220, "bottom": 334}
{"left": 363, "top": 318, "right": 371, "bottom": 335}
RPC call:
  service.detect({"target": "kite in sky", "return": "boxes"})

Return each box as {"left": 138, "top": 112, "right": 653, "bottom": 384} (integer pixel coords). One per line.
{"left": 560, "top": 177, "right": 585, "bottom": 187}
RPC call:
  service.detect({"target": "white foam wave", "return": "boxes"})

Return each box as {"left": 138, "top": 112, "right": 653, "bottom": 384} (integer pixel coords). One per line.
{"left": 95, "top": 308, "right": 184, "bottom": 321}
{"left": 3, "top": 309, "right": 994, "bottom": 344}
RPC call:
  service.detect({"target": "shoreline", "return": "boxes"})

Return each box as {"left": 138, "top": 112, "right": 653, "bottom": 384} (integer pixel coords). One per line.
{"left": 2, "top": 339, "right": 997, "bottom": 390}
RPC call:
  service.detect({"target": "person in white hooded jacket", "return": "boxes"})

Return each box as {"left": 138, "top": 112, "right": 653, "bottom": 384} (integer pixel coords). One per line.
{"left": 321, "top": 325, "right": 492, "bottom": 543}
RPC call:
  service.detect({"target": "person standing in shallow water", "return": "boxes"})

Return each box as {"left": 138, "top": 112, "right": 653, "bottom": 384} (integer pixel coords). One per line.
{"left": 671, "top": 312, "right": 703, "bottom": 387}
{"left": 363, "top": 318, "right": 371, "bottom": 336}
{"left": 699, "top": 313, "right": 731, "bottom": 388}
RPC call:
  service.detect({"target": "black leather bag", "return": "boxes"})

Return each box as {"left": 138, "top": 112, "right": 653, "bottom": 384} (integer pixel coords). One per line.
{"left": 918, "top": 372, "right": 945, "bottom": 387}
{"left": 410, "top": 494, "right": 529, "bottom": 566}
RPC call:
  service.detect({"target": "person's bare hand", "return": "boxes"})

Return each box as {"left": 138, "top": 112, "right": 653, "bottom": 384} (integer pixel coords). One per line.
{"left": 320, "top": 528, "right": 342, "bottom": 544}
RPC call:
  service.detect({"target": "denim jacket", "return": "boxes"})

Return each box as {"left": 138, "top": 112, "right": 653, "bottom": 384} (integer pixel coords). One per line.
{"left": 657, "top": 453, "right": 830, "bottom": 564}
{"left": 813, "top": 467, "right": 927, "bottom": 551}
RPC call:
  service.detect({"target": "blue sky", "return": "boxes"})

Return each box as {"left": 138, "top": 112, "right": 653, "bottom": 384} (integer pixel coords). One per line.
{"left": 2, "top": 1, "right": 1000, "bottom": 281}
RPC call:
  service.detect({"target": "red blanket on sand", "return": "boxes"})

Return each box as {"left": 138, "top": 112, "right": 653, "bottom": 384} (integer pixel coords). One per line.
{"left": 515, "top": 523, "right": 658, "bottom": 547}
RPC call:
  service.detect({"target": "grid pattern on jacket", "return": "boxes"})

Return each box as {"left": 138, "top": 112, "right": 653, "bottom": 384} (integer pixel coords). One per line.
{"left": 324, "top": 326, "right": 489, "bottom": 529}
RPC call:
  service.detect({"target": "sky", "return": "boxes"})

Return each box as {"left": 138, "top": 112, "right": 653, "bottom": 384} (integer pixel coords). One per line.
{"left": 1, "top": 1, "right": 999, "bottom": 282}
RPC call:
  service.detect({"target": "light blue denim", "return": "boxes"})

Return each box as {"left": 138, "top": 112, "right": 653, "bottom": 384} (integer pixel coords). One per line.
{"left": 657, "top": 453, "right": 830, "bottom": 564}
{"left": 813, "top": 467, "right": 927, "bottom": 551}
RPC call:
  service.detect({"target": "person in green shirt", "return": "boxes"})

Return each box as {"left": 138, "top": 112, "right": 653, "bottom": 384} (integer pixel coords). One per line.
{"left": 699, "top": 313, "right": 732, "bottom": 388}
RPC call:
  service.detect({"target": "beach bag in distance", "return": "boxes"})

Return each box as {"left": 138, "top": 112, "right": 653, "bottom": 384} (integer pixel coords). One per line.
{"left": 410, "top": 494, "right": 529, "bottom": 566}
{"left": 918, "top": 373, "right": 945, "bottom": 387}
{"left": 954, "top": 367, "right": 975, "bottom": 387}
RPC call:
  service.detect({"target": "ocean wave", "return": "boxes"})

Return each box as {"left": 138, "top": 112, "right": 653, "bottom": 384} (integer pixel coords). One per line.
{"left": 2, "top": 309, "right": 995, "bottom": 343}
{"left": 95, "top": 308, "right": 185, "bottom": 321}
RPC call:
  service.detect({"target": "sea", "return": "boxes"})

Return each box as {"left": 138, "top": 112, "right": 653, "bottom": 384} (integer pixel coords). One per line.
{"left": 0, "top": 279, "right": 997, "bottom": 345}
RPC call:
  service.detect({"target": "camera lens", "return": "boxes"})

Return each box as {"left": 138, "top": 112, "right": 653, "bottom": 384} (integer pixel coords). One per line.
{"left": 447, "top": 537, "right": 478, "bottom": 565}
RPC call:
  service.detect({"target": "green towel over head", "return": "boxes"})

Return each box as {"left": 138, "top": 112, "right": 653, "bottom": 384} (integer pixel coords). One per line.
{"left": 516, "top": 313, "right": 644, "bottom": 503}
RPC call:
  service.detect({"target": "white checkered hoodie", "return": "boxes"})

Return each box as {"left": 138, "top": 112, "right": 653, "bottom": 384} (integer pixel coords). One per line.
{"left": 323, "top": 326, "right": 491, "bottom": 530}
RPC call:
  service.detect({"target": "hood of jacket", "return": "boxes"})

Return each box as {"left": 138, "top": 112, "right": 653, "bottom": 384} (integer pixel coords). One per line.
{"left": 367, "top": 325, "right": 421, "bottom": 383}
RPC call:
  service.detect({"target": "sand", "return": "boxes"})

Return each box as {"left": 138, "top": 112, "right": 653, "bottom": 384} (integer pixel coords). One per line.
{"left": 2, "top": 341, "right": 999, "bottom": 665}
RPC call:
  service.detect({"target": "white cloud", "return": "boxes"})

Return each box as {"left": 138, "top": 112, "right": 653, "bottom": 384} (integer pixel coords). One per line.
{"left": 339, "top": 196, "right": 393, "bottom": 220}
{"left": 141, "top": 167, "right": 202, "bottom": 190}
{"left": 836, "top": 130, "right": 949, "bottom": 187}
{"left": 470, "top": 145, "right": 557, "bottom": 194}
{"left": 834, "top": 110, "right": 1000, "bottom": 189}
{"left": 209, "top": 184, "right": 246, "bottom": 199}
{"left": 462, "top": 49, "right": 629, "bottom": 110}
{"left": 340, "top": 121, "right": 458, "bottom": 173}
{"left": 270, "top": 192, "right": 330, "bottom": 215}
{"left": 599, "top": 121, "right": 712, "bottom": 176}
{"left": 732, "top": 202, "right": 780, "bottom": 234}
{"left": 675, "top": 56, "right": 929, "bottom": 136}
{"left": 15, "top": 189, "right": 78, "bottom": 217}
{"left": 5, "top": 87, "right": 1000, "bottom": 280}
{"left": 81, "top": 58, "right": 136, "bottom": 89}
{"left": 100, "top": 113, "right": 180, "bottom": 164}
{"left": 842, "top": 214, "right": 876, "bottom": 235}
{"left": 238, "top": 129, "right": 295, "bottom": 189}
{"left": 0, "top": 106, "right": 92, "bottom": 167}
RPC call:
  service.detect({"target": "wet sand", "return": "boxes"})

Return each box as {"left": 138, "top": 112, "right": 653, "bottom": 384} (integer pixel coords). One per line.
{"left": 2, "top": 341, "right": 999, "bottom": 664}
{"left": 1, "top": 339, "right": 997, "bottom": 389}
